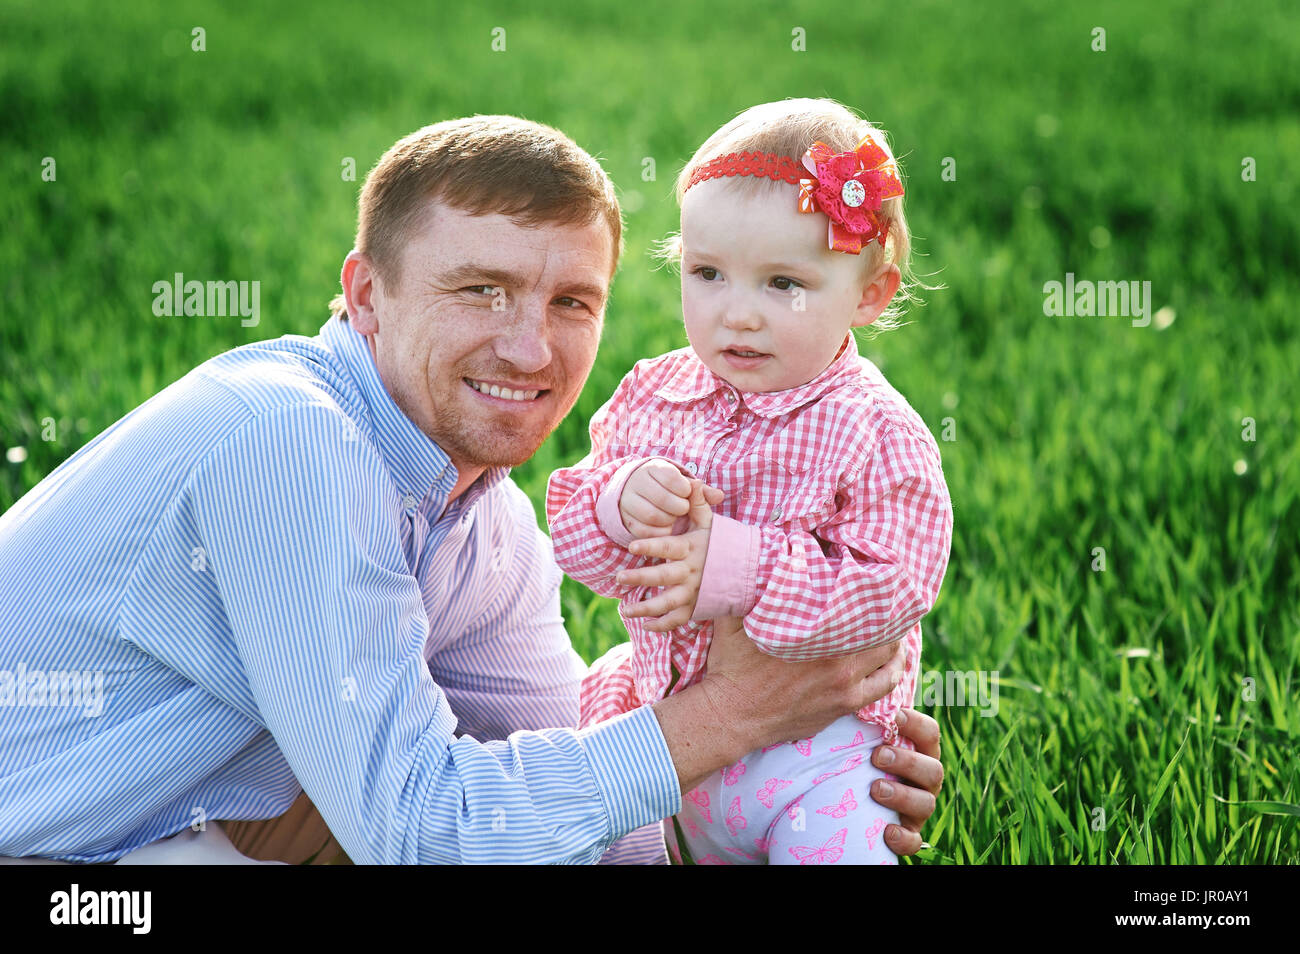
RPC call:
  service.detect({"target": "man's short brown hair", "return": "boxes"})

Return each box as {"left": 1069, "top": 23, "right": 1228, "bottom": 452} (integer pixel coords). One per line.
{"left": 330, "top": 115, "right": 623, "bottom": 317}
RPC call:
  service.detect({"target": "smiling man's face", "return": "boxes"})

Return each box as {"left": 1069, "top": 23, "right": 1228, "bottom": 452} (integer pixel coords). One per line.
{"left": 345, "top": 200, "right": 613, "bottom": 486}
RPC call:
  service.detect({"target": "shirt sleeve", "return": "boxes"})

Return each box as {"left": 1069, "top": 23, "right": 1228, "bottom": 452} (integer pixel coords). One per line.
{"left": 188, "top": 403, "right": 680, "bottom": 863}
{"left": 545, "top": 367, "right": 689, "bottom": 597}
{"left": 693, "top": 424, "right": 953, "bottom": 660}
{"left": 427, "top": 482, "right": 590, "bottom": 742}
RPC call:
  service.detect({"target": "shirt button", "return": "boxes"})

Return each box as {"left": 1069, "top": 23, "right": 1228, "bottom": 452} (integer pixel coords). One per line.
{"left": 771, "top": 504, "right": 783, "bottom": 520}
{"left": 402, "top": 494, "right": 418, "bottom": 510}
{"left": 724, "top": 392, "right": 735, "bottom": 404}
{"left": 684, "top": 462, "right": 698, "bottom": 475}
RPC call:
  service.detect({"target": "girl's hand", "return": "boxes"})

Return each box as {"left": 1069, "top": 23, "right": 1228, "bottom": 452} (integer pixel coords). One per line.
{"left": 617, "top": 480, "right": 715, "bottom": 631}
{"left": 618, "top": 459, "right": 694, "bottom": 538}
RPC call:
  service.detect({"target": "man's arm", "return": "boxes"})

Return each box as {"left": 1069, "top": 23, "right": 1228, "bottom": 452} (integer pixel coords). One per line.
{"left": 426, "top": 481, "right": 588, "bottom": 742}
{"left": 189, "top": 404, "right": 678, "bottom": 863}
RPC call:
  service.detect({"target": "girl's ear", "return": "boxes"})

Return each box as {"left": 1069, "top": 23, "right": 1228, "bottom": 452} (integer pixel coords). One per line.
{"left": 852, "top": 263, "right": 901, "bottom": 328}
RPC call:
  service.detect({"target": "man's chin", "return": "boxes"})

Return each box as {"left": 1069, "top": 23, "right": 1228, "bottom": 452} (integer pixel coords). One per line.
{"left": 445, "top": 427, "right": 552, "bottom": 471}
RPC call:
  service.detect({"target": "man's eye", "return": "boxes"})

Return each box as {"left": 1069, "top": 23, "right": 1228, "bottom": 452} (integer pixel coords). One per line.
{"left": 554, "top": 296, "right": 587, "bottom": 310}
{"left": 693, "top": 267, "right": 720, "bottom": 282}
{"left": 771, "top": 276, "right": 802, "bottom": 291}
{"left": 465, "top": 285, "right": 497, "bottom": 296}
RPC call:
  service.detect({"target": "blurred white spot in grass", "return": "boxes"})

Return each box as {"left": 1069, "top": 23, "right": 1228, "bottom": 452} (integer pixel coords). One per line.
{"left": 6, "top": 446, "right": 28, "bottom": 464}
{"left": 942, "top": 391, "right": 959, "bottom": 410}
{"left": 1154, "top": 306, "right": 1175, "bottom": 330}
{"left": 1089, "top": 226, "right": 1111, "bottom": 249}
{"left": 1035, "top": 114, "right": 1059, "bottom": 138}
{"left": 1233, "top": 459, "right": 1248, "bottom": 476}
{"left": 621, "top": 189, "right": 645, "bottom": 214}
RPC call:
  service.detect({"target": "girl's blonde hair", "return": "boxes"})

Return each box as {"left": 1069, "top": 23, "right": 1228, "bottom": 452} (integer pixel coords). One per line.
{"left": 662, "top": 98, "right": 927, "bottom": 332}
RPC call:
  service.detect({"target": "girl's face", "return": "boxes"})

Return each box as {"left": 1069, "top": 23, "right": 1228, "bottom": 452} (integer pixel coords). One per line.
{"left": 679, "top": 178, "right": 896, "bottom": 393}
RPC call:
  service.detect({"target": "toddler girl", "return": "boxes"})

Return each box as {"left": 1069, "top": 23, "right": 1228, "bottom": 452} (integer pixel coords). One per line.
{"left": 546, "top": 99, "right": 953, "bottom": 865}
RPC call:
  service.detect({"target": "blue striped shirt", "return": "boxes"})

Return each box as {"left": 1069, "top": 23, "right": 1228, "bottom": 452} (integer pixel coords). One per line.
{"left": 0, "top": 315, "right": 680, "bottom": 863}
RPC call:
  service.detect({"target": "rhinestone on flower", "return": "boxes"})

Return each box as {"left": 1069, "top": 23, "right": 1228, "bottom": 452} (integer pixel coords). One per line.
{"left": 841, "top": 179, "right": 866, "bottom": 208}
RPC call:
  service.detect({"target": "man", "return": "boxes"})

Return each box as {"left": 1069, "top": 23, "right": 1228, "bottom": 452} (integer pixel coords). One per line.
{"left": 0, "top": 116, "right": 942, "bottom": 864}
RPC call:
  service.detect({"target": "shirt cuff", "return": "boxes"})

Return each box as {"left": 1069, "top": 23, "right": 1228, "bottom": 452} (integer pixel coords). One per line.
{"left": 578, "top": 705, "right": 682, "bottom": 839}
{"left": 595, "top": 457, "right": 681, "bottom": 548}
{"left": 692, "top": 513, "right": 762, "bottom": 620}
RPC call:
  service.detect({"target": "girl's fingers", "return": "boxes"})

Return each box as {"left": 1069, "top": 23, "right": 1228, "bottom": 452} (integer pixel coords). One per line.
{"left": 628, "top": 535, "right": 690, "bottom": 561}
{"left": 617, "top": 560, "right": 689, "bottom": 588}
{"left": 625, "top": 519, "right": 675, "bottom": 539}
{"left": 625, "top": 493, "right": 683, "bottom": 526}
{"left": 620, "top": 587, "right": 687, "bottom": 620}
{"left": 649, "top": 467, "right": 694, "bottom": 500}
{"left": 640, "top": 606, "right": 692, "bottom": 632}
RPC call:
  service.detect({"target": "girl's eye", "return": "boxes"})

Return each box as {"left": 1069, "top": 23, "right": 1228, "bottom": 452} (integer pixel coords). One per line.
{"left": 771, "top": 276, "right": 802, "bottom": 291}
{"left": 694, "top": 266, "right": 720, "bottom": 282}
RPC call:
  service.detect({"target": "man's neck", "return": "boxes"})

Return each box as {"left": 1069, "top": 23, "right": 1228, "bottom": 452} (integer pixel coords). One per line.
{"left": 446, "top": 464, "right": 486, "bottom": 504}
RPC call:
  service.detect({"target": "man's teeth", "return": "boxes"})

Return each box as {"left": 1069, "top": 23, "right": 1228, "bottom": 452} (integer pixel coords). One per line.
{"left": 467, "top": 379, "right": 541, "bottom": 401}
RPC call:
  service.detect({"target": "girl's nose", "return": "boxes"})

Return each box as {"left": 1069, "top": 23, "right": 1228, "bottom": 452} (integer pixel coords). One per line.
{"left": 721, "top": 297, "right": 762, "bottom": 331}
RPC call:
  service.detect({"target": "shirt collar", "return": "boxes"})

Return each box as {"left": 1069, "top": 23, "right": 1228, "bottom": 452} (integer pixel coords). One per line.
{"left": 654, "top": 333, "right": 862, "bottom": 419}
{"left": 318, "top": 315, "right": 510, "bottom": 509}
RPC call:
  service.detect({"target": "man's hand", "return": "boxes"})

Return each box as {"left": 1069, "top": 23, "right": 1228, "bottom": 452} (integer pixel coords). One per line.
{"left": 869, "top": 708, "right": 944, "bottom": 856}
{"left": 617, "top": 480, "right": 715, "bottom": 631}
{"left": 652, "top": 615, "right": 907, "bottom": 794}
{"left": 617, "top": 459, "right": 698, "bottom": 538}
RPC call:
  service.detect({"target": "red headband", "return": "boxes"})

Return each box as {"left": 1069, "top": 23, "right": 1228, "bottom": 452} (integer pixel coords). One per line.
{"left": 684, "top": 136, "right": 903, "bottom": 254}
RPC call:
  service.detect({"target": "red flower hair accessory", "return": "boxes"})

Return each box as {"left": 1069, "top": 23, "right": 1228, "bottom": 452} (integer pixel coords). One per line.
{"left": 683, "top": 135, "right": 904, "bottom": 255}
{"left": 797, "top": 135, "right": 904, "bottom": 253}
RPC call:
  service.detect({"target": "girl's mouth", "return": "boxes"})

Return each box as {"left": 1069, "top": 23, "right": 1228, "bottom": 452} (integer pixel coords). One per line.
{"left": 722, "top": 349, "right": 770, "bottom": 369}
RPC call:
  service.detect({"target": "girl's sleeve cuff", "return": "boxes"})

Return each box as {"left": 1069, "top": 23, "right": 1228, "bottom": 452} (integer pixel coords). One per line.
{"left": 692, "top": 514, "right": 761, "bottom": 620}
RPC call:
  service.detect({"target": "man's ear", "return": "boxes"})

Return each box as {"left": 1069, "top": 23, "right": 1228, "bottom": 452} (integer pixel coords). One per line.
{"left": 341, "top": 250, "right": 380, "bottom": 336}
{"left": 851, "top": 263, "right": 902, "bottom": 328}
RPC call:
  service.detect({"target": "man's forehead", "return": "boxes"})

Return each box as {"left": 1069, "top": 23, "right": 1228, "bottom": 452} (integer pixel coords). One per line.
{"left": 411, "top": 202, "right": 614, "bottom": 285}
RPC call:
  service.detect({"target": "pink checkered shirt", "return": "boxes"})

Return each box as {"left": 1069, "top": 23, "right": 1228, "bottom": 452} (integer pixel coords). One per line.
{"left": 546, "top": 332, "right": 953, "bottom": 745}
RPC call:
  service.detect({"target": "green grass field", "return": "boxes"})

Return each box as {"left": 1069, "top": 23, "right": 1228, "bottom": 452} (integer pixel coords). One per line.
{"left": 2, "top": 0, "right": 1297, "bottom": 863}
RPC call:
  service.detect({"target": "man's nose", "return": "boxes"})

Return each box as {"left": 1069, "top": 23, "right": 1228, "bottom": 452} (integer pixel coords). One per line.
{"left": 493, "top": 296, "right": 553, "bottom": 373}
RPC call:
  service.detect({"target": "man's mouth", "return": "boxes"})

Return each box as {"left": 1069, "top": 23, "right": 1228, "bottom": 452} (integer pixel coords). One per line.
{"left": 464, "top": 378, "right": 547, "bottom": 402}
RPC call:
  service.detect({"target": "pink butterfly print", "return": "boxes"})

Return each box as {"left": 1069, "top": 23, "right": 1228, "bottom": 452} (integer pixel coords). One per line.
{"left": 816, "top": 788, "right": 858, "bottom": 820}
{"left": 865, "top": 816, "right": 887, "bottom": 851}
{"left": 788, "top": 828, "right": 848, "bottom": 866}
{"left": 725, "top": 796, "right": 748, "bottom": 837}
{"left": 753, "top": 834, "right": 774, "bottom": 853}
{"left": 785, "top": 794, "right": 805, "bottom": 821}
{"left": 722, "top": 761, "right": 747, "bottom": 786}
{"left": 697, "top": 854, "right": 730, "bottom": 865}
{"left": 686, "top": 787, "right": 712, "bottom": 823}
{"left": 762, "top": 737, "right": 813, "bottom": 755}
{"left": 812, "top": 753, "right": 865, "bottom": 786}
{"left": 756, "top": 777, "right": 793, "bottom": 809}
{"left": 724, "top": 845, "right": 761, "bottom": 861}
{"left": 829, "top": 731, "right": 866, "bottom": 752}
{"left": 684, "top": 817, "right": 703, "bottom": 839}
